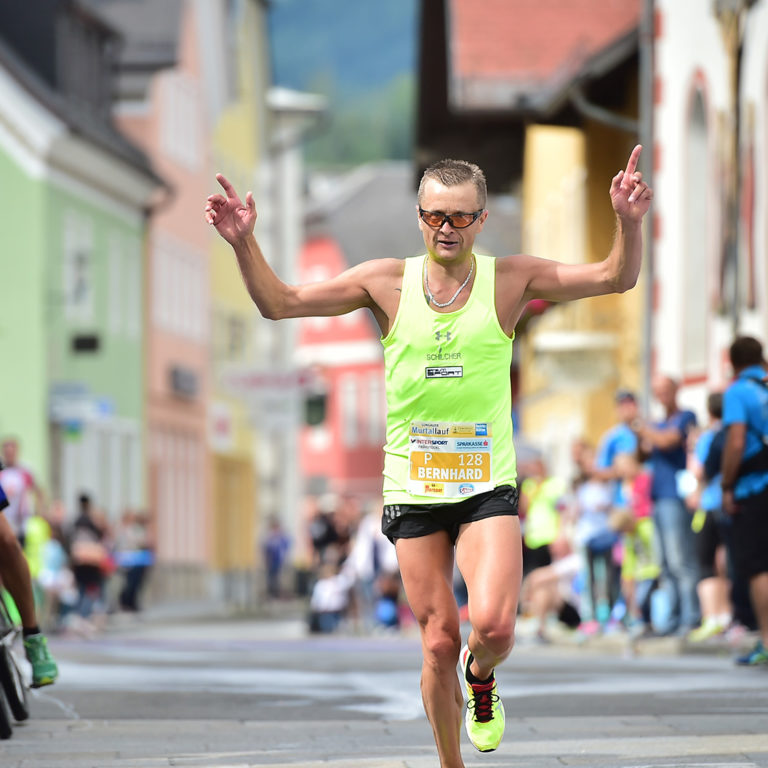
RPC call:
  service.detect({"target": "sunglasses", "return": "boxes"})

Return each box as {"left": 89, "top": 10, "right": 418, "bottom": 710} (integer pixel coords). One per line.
{"left": 418, "top": 208, "right": 483, "bottom": 229}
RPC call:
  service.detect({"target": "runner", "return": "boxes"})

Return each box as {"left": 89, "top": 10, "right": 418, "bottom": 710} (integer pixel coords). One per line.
{"left": 0, "top": 451, "right": 58, "bottom": 687}
{"left": 206, "top": 145, "right": 652, "bottom": 767}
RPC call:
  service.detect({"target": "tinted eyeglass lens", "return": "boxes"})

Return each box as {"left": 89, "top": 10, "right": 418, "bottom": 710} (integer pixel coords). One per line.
{"left": 448, "top": 213, "right": 476, "bottom": 227}
{"left": 419, "top": 210, "right": 478, "bottom": 228}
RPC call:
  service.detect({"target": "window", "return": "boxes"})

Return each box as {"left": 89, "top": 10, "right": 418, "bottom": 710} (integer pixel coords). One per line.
{"left": 151, "top": 236, "right": 206, "bottom": 341}
{"left": 161, "top": 72, "right": 201, "bottom": 169}
{"left": 340, "top": 374, "right": 358, "bottom": 447}
{"left": 63, "top": 212, "right": 94, "bottom": 322}
{"left": 108, "top": 236, "right": 122, "bottom": 334}
{"left": 367, "top": 372, "right": 385, "bottom": 445}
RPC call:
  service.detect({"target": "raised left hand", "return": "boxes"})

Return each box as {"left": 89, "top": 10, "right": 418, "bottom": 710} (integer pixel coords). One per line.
{"left": 610, "top": 144, "right": 653, "bottom": 223}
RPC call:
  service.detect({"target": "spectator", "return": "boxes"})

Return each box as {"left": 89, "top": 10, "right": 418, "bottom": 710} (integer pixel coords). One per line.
{"left": 0, "top": 437, "right": 45, "bottom": 547}
{"left": 262, "top": 515, "right": 291, "bottom": 600}
{"left": 308, "top": 494, "right": 339, "bottom": 569}
{"left": 719, "top": 336, "right": 768, "bottom": 666}
{"left": 520, "top": 457, "right": 565, "bottom": 578}
{"left": 636, "top": 375, "right": 700, "bottom": 635}
{"left": 36, "top": 507, "right": 77, "bottom": 633}
{"left": 594, "top": 390, "right": 641, "bottom": 513}
{"left": 572, "top": 453, "right": 617, "bottom": 631}
{"left": 346, "top": 502, "right": 399, "bottom": 632}
{"left": 115, "top": 510, "right": 154, "bottom": 612}
{"left": 308, "top": 555, "right": 353, "bottom": 634}
{"left": 520, "top": 531, "right": 582, "bottom": 643}
{"left": 68, "top": 493, "right": 109, "bottom": 628}
{"left": 610, "top": 503, "right": 659, "bottom": 639}
{"left": 685, "top": 392, "right": 733, "bottom": 643}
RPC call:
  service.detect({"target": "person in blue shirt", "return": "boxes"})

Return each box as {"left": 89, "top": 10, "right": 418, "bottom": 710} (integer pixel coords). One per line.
{"left": 720, "top": 336, "right": 768, "bottom": 666}
{"left": 635, "top": 376, "right": 700, "bottom": 635}
{"left": 594, "top": 390, "right": 640, "bottom": 510}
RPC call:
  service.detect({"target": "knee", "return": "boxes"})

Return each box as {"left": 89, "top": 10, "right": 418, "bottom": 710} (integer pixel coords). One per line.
{"left": 0, "top": 518, "right": 21, "bottom": 556}
{"left": 473, "top": 613, "right": 516, "bottom": 656}
{"left": 421, "top": 618, "right": 461, "bottom": 670}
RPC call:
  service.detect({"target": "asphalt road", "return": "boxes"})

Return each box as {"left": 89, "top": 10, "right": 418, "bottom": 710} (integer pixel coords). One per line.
{"left": 2, "top": 615, "right": 768, "bottom": 767}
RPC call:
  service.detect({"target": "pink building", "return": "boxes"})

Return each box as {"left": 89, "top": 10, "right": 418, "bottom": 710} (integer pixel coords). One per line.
{"left": 297, "top": 236, "right": 386, "bottom": 500}
{"left": 106, "top": 0, "right": 213, "bottom": 596}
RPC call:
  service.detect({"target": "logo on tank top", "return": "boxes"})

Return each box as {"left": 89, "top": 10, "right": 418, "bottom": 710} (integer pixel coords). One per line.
{"left": 425, "top": 366, "right": 463, "bottom": 378}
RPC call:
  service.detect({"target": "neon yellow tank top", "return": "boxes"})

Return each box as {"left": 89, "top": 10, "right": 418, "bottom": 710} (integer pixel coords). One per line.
{"left": 381, "top": 253, "right": 517, "bottom": 505}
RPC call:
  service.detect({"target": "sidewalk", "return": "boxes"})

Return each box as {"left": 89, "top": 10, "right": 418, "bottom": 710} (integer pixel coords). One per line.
{"left": 512, "top": 614, "right": 758, "bottom": 659}
{"left": 95, "top": 595, "right": 759, "bottom": 664}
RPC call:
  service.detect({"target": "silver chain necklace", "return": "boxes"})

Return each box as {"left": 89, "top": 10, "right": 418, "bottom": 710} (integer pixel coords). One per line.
{"left": 423, "top": 256, "right": 475, "bottom": 308}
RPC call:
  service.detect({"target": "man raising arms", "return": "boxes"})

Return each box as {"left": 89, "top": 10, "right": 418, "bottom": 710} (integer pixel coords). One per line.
{"left": 206, "top": 145, "right": 652, "bottom": 767}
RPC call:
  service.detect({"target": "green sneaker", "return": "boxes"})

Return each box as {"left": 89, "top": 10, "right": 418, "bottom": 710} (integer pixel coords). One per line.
{"left": 23, "top": 633, "right": 58, "bottom": 687}
{"left": 459, "top": 645, "right": 505, "bottom": 752}
{"left": 735, "top": 640, "right": 768, "bottom": 667}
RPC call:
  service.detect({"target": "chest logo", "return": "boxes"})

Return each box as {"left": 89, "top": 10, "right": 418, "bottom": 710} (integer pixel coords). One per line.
{"left": 425, "top": 366, "right": 463, "bottom": 379}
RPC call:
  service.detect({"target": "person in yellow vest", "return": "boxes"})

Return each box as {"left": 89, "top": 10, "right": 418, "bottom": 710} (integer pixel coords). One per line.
{"left": 520, "top": 457, "right": 566, "bottom": 577}
{"left": 206, "top": 145, "right": 652, "bottom": 768}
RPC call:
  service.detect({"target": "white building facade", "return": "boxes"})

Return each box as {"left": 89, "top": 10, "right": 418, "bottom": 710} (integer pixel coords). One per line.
{"left": 653, "top": 0, "right": 768, "bottom": 417}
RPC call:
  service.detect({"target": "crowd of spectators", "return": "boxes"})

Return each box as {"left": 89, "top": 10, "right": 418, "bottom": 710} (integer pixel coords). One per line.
{"left": 518, "top": 336, "right": 768, "bottom": 666}
{"left": 0, "top": 439, "right": 155, "bottom": 638}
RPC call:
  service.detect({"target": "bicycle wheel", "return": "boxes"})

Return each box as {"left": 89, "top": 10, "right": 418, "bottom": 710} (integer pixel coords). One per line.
{"left": 0, "top": 685, "right": 12, "bottom": 739}
{"left": 0, "top": 645, "right": 28, "bottom": 721}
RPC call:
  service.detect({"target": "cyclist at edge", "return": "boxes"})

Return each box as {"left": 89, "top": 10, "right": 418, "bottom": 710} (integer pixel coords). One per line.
{"left": 205, "top": 145, "right": 652, "bottom": 768}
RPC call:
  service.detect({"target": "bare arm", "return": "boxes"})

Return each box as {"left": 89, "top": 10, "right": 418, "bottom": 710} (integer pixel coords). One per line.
{"left": 501, "top": 145, "right": 651, "bottom": 316}
{"left": 721, "top": 422, "right": 746, "bottom": 515}
{"left": 720, "top": 422, "right": 746, "bottom": 491}
{"left": 230, "top": 233, "right": 384, "bottom": 320}
{"left": 637, "top": 422, "right": 687, "bottom": 451}
{"left": 206, "top": 173, "right": 399, "bottom": 324}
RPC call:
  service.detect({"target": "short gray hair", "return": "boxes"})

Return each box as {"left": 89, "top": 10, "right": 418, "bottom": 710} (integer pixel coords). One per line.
{"left": 418, "top": 159, "right": 487, "bottom": 209}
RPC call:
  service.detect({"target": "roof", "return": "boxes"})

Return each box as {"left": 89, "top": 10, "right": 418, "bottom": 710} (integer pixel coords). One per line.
{"left": 447, "top": 0, "right": 641, "bottom": 112}
{"left": 0, "top": 33, "right": 159, "bottom": 180}
{"left": 306, "top": 161, "right": 520, "bottom": 267}
{"left": 87, "top": 0, "right": 183, "bottom": 100}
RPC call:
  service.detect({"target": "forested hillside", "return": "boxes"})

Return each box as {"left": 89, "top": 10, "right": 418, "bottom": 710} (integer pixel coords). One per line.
{"left": 268, "top": 0, "right": 419, "bottom": 166}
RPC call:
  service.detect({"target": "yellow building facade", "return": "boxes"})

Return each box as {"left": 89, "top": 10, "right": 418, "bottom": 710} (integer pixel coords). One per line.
{"left": 518, "top": 123, "right": 645, "bottom": 478}
{"left": 207, "top": 0, "right": 272, "bottom": 598}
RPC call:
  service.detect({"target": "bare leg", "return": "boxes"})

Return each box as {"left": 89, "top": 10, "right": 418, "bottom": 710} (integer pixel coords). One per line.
{"left": 522, "top": 566, "right": 559, "bottom": 638}
{"left": 396, "top": 532, "right": 465, "bottom": 768}
{"left": 456, "top": 516, "right": 523, "bottom": 680}
{"left": 749, "top": 572, "right": 768, "bottom": 646}
{"left": 0, "top": 514, "right": 37, "bottom": 628}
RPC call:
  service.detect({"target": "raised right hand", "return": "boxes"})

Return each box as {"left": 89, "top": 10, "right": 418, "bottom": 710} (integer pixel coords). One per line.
{"left": 205, "top": 173, "right": 257, "bottom": 245}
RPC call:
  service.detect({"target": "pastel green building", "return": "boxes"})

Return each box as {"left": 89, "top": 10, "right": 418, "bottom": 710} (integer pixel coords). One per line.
{"left": 0, "top": 10, "right": 161, "bottom": 520}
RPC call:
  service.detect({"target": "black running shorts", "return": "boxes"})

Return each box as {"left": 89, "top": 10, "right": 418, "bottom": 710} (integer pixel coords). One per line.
{"left": 731, "top": 486, "right": 768, "bottom": 579}
{"left": 381, "top": 485, "right": 519, "bottom": 544}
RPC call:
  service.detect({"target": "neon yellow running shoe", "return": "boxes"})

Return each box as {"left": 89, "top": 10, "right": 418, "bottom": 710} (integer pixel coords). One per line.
{"left": 459, "top": 644, "right": 505, "bottom": 752}
{"left": 24, "top": 633, "right": 58, "bottom": 688}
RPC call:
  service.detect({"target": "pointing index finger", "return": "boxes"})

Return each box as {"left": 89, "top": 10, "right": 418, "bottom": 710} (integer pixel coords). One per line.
{"left": 624, "top": 144, "right": 642, "bottom": 177}
{"left": 215, "top": 173, "right": 238, "bottom": 199}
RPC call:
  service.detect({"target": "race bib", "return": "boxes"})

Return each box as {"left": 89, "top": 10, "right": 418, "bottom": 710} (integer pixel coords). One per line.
{"left": 407, "top": 421, "right": 493, "bottom": 498}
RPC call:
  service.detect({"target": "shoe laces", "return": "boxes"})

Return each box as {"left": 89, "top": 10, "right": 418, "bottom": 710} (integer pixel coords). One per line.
{"left": 467, "top": 679, "right": 498, "bottom": 723}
